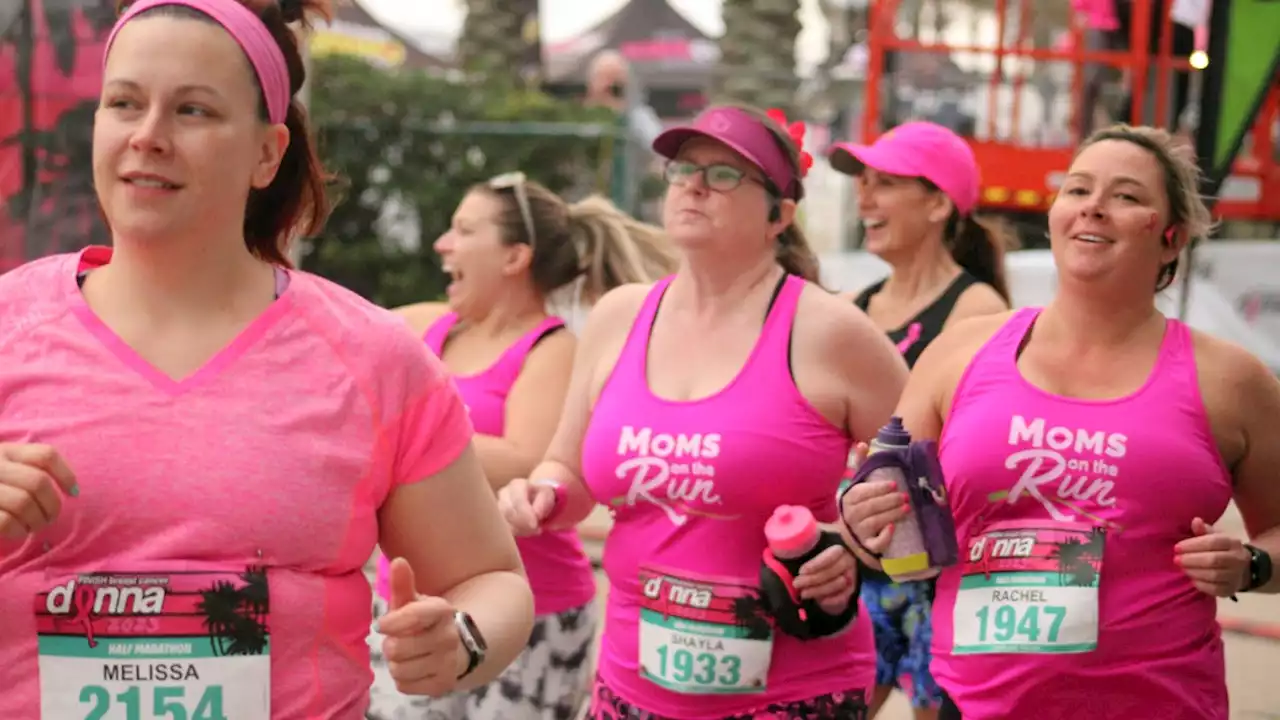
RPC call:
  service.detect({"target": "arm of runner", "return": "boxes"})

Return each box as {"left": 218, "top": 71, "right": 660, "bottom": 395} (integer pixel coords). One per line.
{"left": 375, "top": 329, "right": 532, "bottom": 692}
{"left": 473, "top": 330, "right": 576, "bottom": 491}
{"left": 1222, "top": 349, "right": 1280, "bottom": 594}
{"left": 379, "top": 446, "right": 534, "bottom": 691}
{"left": 498, "top": 284, "right": 649, "bottom": 534}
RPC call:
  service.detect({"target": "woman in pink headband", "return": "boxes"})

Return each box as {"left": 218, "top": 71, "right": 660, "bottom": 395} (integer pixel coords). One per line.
{"left": 495, "top": 104, "right": 909, "bottom": 719}
{"left": 0, "top": 1, "right": 535, "bottom": 717}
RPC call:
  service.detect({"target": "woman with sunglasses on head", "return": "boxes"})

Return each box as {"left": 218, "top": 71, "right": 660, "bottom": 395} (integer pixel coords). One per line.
{"left": 842, "top": 125, "right": 1280, "bottom": 720}
{"left": 367, "top": 175, "right": 675, "bottom": 720}
{"left": 496, "top": 104, "right": 910, "bottom": 720}
{"left": 824, "top": 122, "right": 1012, "bottom": 719}
{"left": 0, "top": 1, "right": 537, "bottom": 717}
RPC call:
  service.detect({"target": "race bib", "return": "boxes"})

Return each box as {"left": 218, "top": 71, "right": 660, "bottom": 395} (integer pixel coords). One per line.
{"left": 637, "top": 568, "right": 772, "bottom": 695}
{"left": 36, "top": 567, "right": 271, "bottom": 719}
{"left": 952, "top": 521, "right": 1104, "bottom": 655}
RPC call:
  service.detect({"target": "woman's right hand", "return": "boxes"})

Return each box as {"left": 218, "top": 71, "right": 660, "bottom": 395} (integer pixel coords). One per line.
{"left": 0, "top": 443, "right": 78, "bottom": 540}
{"left": 840, "top": 442, "right": 909, "bottom": 555}
{"left": 496, "top": 478, "right": 559, "bottom": 537}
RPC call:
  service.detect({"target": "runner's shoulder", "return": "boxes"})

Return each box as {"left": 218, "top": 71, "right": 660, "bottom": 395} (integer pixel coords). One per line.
{"left": 916, "top": 310, "right": 1017, "bottom": 375}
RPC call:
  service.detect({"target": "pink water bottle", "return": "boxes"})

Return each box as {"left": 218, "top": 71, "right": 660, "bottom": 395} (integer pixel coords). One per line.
{"left": 761, "top": 506, "right": 824, "bottom": 624}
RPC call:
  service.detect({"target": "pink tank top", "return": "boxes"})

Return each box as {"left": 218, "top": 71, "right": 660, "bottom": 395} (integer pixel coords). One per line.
{"left": 580, "top": 276, "right": 875, "bottom": 718}
{"left": 933, "top": 308, "right": 1231, "bottom": 719}
{"left": 377, "top": 313, "right": 596, "bottom": 616}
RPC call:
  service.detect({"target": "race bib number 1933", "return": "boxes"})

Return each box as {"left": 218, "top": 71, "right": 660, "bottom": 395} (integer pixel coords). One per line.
{"left": 952, "top": 521, "right": 1105, "bottom": 655}
{"left": 637, "top": 568, "right": 772, "bottom": 695}
{"left": 36, "top": 568, "right": 271, "bottom": 719}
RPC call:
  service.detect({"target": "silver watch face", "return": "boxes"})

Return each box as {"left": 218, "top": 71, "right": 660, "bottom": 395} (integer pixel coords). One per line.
{"left": 455, "top": 611, "right": 487, "bottom": 655}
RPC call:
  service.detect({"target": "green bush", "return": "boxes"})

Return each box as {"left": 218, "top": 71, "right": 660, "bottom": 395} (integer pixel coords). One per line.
{"left": 305, "top": 55, "right": 625, "bottom": 308}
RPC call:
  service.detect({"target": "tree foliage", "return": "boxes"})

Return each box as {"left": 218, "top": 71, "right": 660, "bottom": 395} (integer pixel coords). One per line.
{"left": 304, "top": 55, "right": 623, "bottom": 308}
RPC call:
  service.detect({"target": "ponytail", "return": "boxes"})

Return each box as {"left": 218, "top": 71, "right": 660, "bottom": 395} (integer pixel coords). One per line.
{"left": 945, "top": 212, "right": 1016, "bottom": 303}
{"left": 565, "top": 195, "right": 678, "bottom": 302}
{"left": 777, "top": 223, "right": 821, "bottom": 284}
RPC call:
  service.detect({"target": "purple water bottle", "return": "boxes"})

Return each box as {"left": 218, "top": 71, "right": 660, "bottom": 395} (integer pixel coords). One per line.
{"left": 868, "top": 417, "right": 936, "bottom": 581}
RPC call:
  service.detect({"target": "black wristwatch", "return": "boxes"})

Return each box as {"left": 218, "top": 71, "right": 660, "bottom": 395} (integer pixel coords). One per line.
{"left": 454, "top": 611, "right": 488, "bottom": 679}
{"left": 1241, "top": 544, "right": 1273, "bottom": 593}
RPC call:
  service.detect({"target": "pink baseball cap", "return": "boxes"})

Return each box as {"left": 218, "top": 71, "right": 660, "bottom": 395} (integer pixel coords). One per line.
{"left": 828, "top": 122, "right": 980, "bottom": 215}
{"left": 652, "top": 106, "right": 804, "bottom": 200}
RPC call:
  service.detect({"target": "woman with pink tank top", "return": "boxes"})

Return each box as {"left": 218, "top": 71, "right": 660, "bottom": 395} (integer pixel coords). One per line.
{"left": 826, "top": 122, "right": 1011, "bottom": 719}
{"left": 842, "top": 125, "right": 1280, "bottom": 719}
{"left": 368, "top": 175, "right": 675, "bottom": 720}
{"left": 0, "top": 1, "right": 539, "bottom": 718}
{"left": 496, "top": 105, "right": 911, "bottom": 719}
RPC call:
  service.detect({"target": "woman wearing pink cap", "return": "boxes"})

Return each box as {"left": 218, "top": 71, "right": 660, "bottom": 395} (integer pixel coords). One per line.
{"left": 367, "top": 178, "right": 675, "bottom": 720}
{"left": 495, "top": 104, "right": 911, "bottom": 719}
{"left": 826, "top": 122, "right": 1011, "bottom": 719}
{"left": 0, "top": 0, "right": 536, "bottom": 717}
{"left": 842, "top": 124, "right": 1280, "bottom": 720}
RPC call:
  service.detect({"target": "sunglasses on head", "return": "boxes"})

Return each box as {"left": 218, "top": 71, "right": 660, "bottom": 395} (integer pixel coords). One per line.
{"left": 488, "top": 172, "right": 537, "bottom": 250}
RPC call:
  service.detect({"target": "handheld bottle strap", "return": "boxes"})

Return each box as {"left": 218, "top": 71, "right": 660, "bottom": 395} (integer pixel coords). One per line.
{"left": 838, "top": 452, "right": 910, "bottom": 559}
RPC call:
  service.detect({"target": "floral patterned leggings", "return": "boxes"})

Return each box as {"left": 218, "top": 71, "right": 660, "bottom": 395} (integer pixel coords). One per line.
{"left": 586, "top": 679, "right": 868, "bottom": 720}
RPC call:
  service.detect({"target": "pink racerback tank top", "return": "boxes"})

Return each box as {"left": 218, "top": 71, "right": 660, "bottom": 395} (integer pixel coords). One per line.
{"left": 933, "top": 308, "right": 1231, "bottom": 719}
{"left": 378, "top": 312, "right": 596, "bottom": 616}
{"left": 580, "top": 275, "right": 875, "bottom": 719}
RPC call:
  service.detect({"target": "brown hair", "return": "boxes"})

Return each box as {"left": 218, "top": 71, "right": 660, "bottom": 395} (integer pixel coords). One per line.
{"left": 476, "top": 179, "right": 677, "bottom": 301}
{"left": 114, "top": 0, "right": 333, "bottom": 266}
{"left": 1074, "top": 124, "right": 1214, "bottom": 291}
{"left": 728, "top": 105, "right": 822, "bottom": 284}
{"left": 919, "top": 180, "right": 1017, "bottom": 303}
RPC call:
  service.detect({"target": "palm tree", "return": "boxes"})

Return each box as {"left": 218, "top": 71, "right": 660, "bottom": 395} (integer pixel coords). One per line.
{"left": 714, "top": 0, "right": 803, "bottom": 114}
{"left": 731, "top": 595, "right": 773, "bottom": 640}
{"left": 1050, "top": 537, "right": 1084, "bottom": 585}
{"left": 196, "top": 570, "right": 270, "bottom": 657}
{"left": 455, "top": 0, "right": 542, "bottom": 87}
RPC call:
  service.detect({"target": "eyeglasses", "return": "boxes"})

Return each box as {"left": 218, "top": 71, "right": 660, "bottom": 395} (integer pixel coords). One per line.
{"left": 488, "top": 171, "right": 537, "bottom": 249}
{"left": 663, "top": 160, "right": 766, "bottom": 193}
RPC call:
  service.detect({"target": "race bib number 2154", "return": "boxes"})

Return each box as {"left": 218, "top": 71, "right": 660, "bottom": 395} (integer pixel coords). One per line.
{"left": 35, "top": 567, "right": 271, "bottom": 719}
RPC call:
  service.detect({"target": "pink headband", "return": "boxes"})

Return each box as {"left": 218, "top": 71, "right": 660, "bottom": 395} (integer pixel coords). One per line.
{"left": 105, "top": 0, "right": 291, "bottom": 124}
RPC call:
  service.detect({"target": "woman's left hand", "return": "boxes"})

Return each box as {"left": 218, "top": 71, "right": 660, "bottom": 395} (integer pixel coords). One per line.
{"left": 792, "top": 544, "right": 857, "bottom": 614}
{"left": 376, "top": 557, "right": 467, "bottom": 697}
{"left": 1174, "top": 517, "right": 1251, "bottom": 597}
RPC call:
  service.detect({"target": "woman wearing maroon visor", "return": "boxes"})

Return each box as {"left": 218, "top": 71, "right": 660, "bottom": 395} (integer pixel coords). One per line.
{"left": 496, "top": 104, "right": 909, "bottom": 719}
{"left": 827, "top": 122, "right": 1012, "bottom": 719}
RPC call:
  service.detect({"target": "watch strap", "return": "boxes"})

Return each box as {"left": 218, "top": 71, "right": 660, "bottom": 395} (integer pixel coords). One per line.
{"left": 1242, "top": 544, "right": 1273, "bottom": 593}
{"left": 454, "top": 611, "right": 485, "bottom": 679}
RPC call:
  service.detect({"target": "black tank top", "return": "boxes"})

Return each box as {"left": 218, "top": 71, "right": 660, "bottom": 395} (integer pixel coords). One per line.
{"left": 853, "top": 271, "right": 979, "bottom": 369}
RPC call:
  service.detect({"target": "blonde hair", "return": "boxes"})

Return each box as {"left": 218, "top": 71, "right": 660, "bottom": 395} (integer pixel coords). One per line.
{"left": 1075, "top": 124, "right": 1215, "bottom": 291}
{"left": 566, "top": 195, "right": 677, "bottom": 302}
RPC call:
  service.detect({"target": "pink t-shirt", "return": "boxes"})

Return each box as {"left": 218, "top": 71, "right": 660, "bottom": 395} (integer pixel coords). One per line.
{"left": 0, "top": 247, "right": 474, "bottom": 719}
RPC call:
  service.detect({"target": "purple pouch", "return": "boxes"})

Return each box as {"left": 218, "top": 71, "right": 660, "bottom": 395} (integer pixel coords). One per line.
{"left": 844, "top": 441, "right": 958, "bottom": 571}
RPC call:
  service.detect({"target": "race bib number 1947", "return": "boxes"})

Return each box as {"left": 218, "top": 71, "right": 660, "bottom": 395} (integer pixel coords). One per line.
{"left": 36, "top": 568, "right": 271, "bottom": 719}
{"left": 952, "top": 521, "right": 1105, "bottom": 655}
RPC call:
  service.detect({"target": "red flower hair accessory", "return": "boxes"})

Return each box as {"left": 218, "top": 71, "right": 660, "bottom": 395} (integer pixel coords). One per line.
{"left": 765, "top": 108, "right": 814, "bottom": 178}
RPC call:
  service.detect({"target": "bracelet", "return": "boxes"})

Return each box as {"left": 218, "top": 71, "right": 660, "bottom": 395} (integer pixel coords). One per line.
{"left": 837, "top": 481, "right": 882, "bottom": 560}
{"left": 531, "top": 479, "right": 568, "bottom": 524}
